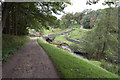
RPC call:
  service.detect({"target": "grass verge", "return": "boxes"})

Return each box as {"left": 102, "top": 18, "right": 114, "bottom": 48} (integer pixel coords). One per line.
{"left": 37, "top": 39, "right": 118, "bottom": 78}
{"left": 2, "top": 34, "right": 30, "bottom": 63}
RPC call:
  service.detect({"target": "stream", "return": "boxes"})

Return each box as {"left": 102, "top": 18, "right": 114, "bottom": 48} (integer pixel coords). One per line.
{"left": 61, "top": 45, "right": 86, "bottom": 58}
{"left": 44, "top": 25, "right": 88, "bottom": 58}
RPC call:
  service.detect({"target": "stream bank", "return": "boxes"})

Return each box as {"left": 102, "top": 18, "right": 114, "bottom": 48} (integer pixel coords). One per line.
{"left": 50, "top": 41, "right": 88, "bottom": 59}
{"left": 43, "top": 27, "right": 87, "bottom": 59}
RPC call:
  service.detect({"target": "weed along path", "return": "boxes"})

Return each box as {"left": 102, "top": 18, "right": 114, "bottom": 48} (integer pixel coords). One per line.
{"left": 2, "top": 38, "right": 60, "bottom": 78}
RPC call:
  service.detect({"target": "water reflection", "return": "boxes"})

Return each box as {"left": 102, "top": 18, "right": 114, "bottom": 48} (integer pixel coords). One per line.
{"left": 61, "top": 46, "right": 85, "bottom": 58}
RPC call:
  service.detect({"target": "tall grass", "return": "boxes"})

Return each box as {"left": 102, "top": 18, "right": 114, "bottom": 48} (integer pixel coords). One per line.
{"left": 2, "top": 34, "right": 30, "bottom": 63}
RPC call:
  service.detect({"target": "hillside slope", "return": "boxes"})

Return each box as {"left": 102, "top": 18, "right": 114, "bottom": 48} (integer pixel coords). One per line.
{"left": 37, "top": 39, "right": 118, "bottom": 78}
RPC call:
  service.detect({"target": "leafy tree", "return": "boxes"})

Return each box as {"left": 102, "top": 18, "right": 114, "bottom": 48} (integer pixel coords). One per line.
{"left": 90, "top": 11, "right": 97, "bottom": 28}
{"left": 60, "top": 13, "right": 74, "bottom": 29}
{"left": 73, "top": 12, "right": 85, "bottom": 24}
{"left": 82, "top": 7, "right": 118, "bottom": 62}
{"left": 81, "top": 15, "right": 90, "bottom": 29}
{"left": 81, "top": 9, "right": 102, "bottom": 29}
{"left": 86, "top": 0, "right": 119, "bottom": 7}
{"left": 2, "top": 2, "right": 69, "bottom": 35}
{"left": 89, "top": 10, "right": 102, "bottom": 28}
{"left": 86, "top": 0, "right": 100, "bottom": 5}
{"left": 82, "top": 9, "right": 92, "bottom": 14}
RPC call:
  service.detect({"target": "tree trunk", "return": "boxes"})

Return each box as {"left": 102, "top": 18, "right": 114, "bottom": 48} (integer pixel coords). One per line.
{"left": 12, "top": 7, "right": 14, "bottom": 35}
{"left": 2, "top": 3, "right": 8, "bottom": 30}
{"left": 2, "top": 3, "right": 14, "bottom": 30}
{"left": 5, "top": 13, "right": 10, "bottom": 34}
{"left": 15, "top": 4, "right": 18, "bottom": 35}
{"left": 101, "top": 41, "right": 106, "bottom": 58}
{"left": 14, "top": 6, "right": 17, "bottom": 35}
{"left": 100, "top": 8, "right": 110, "bottom": 58}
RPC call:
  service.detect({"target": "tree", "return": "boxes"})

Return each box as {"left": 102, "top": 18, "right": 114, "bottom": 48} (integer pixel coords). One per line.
{"left": 86, "top": 0, "right": 100, "bottom": 5}
{"left": 73, "top": 12, "right": 85, "bottom": 24}
{"left": 82, "top": 7, "right": 118, "bottom": 61}
{"left": 60, "top": 13, "right": 74, "bottom": 29}
{"left": 89, "top": 10, "right": 102, "bottom": 28}
{"left": 2, "top": 2, "right": 69, "bottom": 35}
{"left": 82, "top": 9, "right": 92, "bottom": 14}
{"left": 81, "top": 14, "right": 90, "bottom": 29}
{"left": 86, "top": 0, "right": 119, "bottom": 7}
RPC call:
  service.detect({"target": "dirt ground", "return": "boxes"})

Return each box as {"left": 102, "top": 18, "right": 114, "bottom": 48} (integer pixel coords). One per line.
{"left": 2, "top": 38, "right": 60, "bottom": 78}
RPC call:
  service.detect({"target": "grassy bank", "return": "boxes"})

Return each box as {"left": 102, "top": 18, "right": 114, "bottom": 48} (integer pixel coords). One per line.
{"left": 2, "top": 34, "right": 30, "bottom": 63}
{"left": 53, "top": 35, "right": 72, "bottom": 45}
{"left": 43, "top": 28, "right": 63, "bottom": 36}
{"left": 69, "top": 28, "right": 87, "bottom": 40}
{"left": 37, "top": 39, "right": 118, "bottom": 78}
{"left": 43, "top": 28, "right": 71, "bottom": 36}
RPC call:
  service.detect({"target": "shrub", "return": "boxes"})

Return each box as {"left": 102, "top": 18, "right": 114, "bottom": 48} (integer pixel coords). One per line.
{"left": 101, "top": 59, "right": 119, "bottom": 76}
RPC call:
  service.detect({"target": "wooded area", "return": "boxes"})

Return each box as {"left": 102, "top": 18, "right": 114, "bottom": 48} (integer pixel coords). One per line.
{"left": 2, "top": 2, "right": 69, "bottom": 35}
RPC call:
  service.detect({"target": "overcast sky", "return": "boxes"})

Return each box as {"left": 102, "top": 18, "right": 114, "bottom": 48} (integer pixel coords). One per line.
{"left": 0, "top": 0, "right": 109, "bottom": 19}
{"left": 53, "top": 0, "right": 109, "bottom": 19}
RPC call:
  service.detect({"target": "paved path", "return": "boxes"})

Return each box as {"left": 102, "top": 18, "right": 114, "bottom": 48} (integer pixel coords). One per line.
{"left": 43, "top": 27, "right": 73, "bottom": 38}
{"left": 43, "top": 27, "right": 81, "bottom": 44}
{"left": 2, "top": 38, "right": 60, "bottom": 78}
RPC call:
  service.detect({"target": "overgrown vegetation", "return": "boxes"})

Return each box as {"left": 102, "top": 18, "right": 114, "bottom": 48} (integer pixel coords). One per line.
{"left": 81, "top": 8, "right": 118, "bottom": 62}
{"left": 57, "top": 6, "right": 119, "bottom": 75}
{"left": 2, "top": 34, "right": 30, "bottom": 63}
{"left": 59, "top": 9, "right": 102, "bottom": 29}
{"left": 37, "top": 39, "right": 118, "bottom": 78}
{"left": 100, "top": 59, "right": 120, "bottom": 75}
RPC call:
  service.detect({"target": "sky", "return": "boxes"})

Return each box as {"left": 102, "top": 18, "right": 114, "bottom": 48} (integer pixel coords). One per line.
{"left": 53, "top": 0, "right": 109, "bottom": 19}
{"left": 0, "top": 0, "right": 109, "bottom": 19}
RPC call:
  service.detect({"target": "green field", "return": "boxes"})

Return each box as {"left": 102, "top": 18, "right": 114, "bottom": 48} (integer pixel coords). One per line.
{"left": 53, "top": 35, "right": 73, "bottom": 45}
{"left": 43, "top": 28, "right": 71, "bottom": 36}
{"left": 69, "top": 28, "right": 88, "bottom": 40}
{"left": 37, "top": 38, "right": 118, "bottom": 78}
{"left": 45, "top": 27, "right": 87, "bottom": 44}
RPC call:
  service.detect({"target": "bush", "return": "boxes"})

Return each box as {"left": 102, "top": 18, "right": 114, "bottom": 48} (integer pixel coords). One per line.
{"left": 100, "top": 59, "right": 120, "bottom": 76}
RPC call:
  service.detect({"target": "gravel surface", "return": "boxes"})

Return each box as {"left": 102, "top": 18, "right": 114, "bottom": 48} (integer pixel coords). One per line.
{"left": 2, "top": 38, "right": 60, "bottom": 78}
